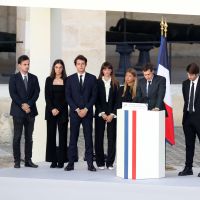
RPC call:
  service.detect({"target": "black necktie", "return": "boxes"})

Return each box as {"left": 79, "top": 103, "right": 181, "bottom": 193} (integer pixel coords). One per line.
{"left": 189, "top": 82, "right": 194, "bottom": 113}
{"left": 24, "top": 75, "right": 28, "bottom": 91}
{"left": 147, "top": 81, "right": 151, "bottom": 97}
{"left": 80, "top": 75, "right": 83, "bottom": 92}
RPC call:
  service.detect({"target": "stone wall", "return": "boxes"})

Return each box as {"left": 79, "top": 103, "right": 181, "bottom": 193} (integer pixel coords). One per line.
{"left": 0, "top": 6, "right": 16, "bottom": 84}
{"left": 60, "top": 9, "right": 106, "bottom": 76}
{"left": 0, "top": 98, "right": 13, "bottom": 144}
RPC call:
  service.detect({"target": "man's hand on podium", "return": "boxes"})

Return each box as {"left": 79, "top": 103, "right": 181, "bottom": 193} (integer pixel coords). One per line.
{"left": 152, "top": 107, "right": 160, "bottom": 111}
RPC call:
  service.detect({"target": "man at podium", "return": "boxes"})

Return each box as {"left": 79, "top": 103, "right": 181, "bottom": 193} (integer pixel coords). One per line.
{"left": 136, "top": 63, "right": 166, "bottom": 112}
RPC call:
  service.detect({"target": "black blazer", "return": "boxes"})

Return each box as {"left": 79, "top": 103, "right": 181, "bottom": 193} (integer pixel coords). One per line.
{"left": 182, "top": 78, "right": 200, "bottom": 123}
{"left": 136, "top": 74, "right": 166, "bottom": 110}
{"left": 44, "top": 76, "right": 68, "bottom": 122}
{"left": 95, "top": 79, "right": 118, "bottom": 116}
{"left": 9, "top": 72, "right": 40, "bottom": 118}
{"left": 114, "top": 86, "right": 137, "bottom": 112}
{"left": 66, "top": 72, "right": 97, "bottom": 116}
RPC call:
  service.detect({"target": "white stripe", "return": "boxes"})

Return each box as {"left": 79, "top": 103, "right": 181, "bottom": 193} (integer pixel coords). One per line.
{"left": 116, "top": 109, "right": 125, "bottom": 178}
{"left": 128, "top": 111, "right": 133, "bottom": 179}
{"left": 157, "top": 64, "right": 172, "bottom": 106}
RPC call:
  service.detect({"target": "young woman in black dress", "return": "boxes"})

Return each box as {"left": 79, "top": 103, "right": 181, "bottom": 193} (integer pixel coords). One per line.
{"left": 95, "top": 62, "right": 119, "bottom": 170}
{"left": 45, "top": 59, "right": 68, "bottom": 168}
{"left": 115, "top": 68, "right": 138, "bottom": 109}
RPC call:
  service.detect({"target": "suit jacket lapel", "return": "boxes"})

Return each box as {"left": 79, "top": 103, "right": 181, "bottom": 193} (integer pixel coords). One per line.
{"left": 27, "top": 73, "right": 34, "bottom": 95}
{"left": 142, "top": 78, "right": 147, "bottom": 96}
{"left": 100, "top": 79, "right": 107, "bottom": 102}
{"left": 184, "top": 80, "right": 190, "bottom": 104}
{"left": 18, "top": 72, "right": 27, "bottom": 93}
{"left": 75, "top": 73, "right": 80, "bottom": 89}
{"left": 108, "top": 82, "right": 112, "bottom": 102}
{"left": 82, "top": 73, "right": 88, "bottom": 91}
{"left": 148, "top": 75, "right": 157, "bottom": 96}
{"left": 195, "top": 77, "right": 200, "bottom": 103}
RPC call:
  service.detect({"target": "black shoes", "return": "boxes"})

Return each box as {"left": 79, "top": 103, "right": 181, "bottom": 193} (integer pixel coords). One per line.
{"left": 88, "top": 164, "right": 96, "bottom": 172}
{"left": 14, "top": 162, "right": 20, "bottom": 168}
{"left": 64, "top": 163, "right": 96, "bottom": 171}
{"left": 57, "top": 163, "right": 64, "bottom": 168}
{"left": 64, "top": 163, "right": 74, "bottom": 171}
{"left": 25, "top": 160, "right": 38, "bottom": 168}
{"left": 50, "top": 162, "right": 57, "bottom": 168}
{"left": 50, "top": 162, "right": 64, "bottom": 168}
{"left": 198, "top": 173, "right": 200, "bottom": 177}
{"left": 178, "top": 167, "right": 193, "bottom": 176}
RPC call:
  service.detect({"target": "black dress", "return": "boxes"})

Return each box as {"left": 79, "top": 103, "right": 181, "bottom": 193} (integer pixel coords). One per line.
{"left": 45, "top": 77, "right": 68, "bottom": 164}
{"left": 115, "top": 85, "right": 137, "bottom": 110}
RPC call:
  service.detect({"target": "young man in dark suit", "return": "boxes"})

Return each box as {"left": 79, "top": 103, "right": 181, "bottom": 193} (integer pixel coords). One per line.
{"left": 9, "top": 55, "right": 40, "bottom": 168}
{"left": 65, "top": 55, "right": 97, "bottom": 171}
{"left": 178, "top": 63, "right": 200, "bottom": 177}
{"left": 137, "top": 63, "right": 166, "bottom": 111}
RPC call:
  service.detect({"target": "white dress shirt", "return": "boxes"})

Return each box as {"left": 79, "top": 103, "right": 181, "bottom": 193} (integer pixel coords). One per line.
{"left": 102, "top": 77, "right": 111, "bottom": 102}
{"left": 146, "top": 76, "right": 154, "bottom": 94}
{"left": 77, "top": 72, "right": 85, "bottom": 84}
{"left": 21, "top": 72, "right": 28, "bottom": 81}
{"left": 99, "top": 77, "right": 116, "bottom": 118}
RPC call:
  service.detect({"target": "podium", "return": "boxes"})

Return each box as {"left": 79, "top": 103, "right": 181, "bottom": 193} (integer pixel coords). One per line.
{"left": 116, "top": 107, "right": 165, "bottom": 180}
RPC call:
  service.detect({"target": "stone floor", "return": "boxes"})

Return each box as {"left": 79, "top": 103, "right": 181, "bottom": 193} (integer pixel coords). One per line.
{"left": 1, "top": 127, "right": 200, "bottom": 169}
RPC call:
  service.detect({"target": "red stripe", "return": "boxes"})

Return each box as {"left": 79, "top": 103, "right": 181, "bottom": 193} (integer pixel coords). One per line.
{"left": 165, "top": 103, "right": 175, "bottom": 145}
{"left": 132, "top": 111, "right": 136, "bottom": 179}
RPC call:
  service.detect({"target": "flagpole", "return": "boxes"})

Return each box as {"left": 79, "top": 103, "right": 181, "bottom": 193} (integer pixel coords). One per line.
{"left": 161, "top": 18, "right": 176, "bottom": 170}
{"left": 161, "top": 17, "right": 167, "bottom": 170}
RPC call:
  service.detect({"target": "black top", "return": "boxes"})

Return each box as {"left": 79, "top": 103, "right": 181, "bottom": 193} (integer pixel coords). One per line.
{"left": 45, "top": 76, "right": 68, "bottom": 122}
{"left": 52, "top": 85, "right": 66, "bottom": 109}
{"left": 115, "top": 86, "right": 137, "bottom": 111}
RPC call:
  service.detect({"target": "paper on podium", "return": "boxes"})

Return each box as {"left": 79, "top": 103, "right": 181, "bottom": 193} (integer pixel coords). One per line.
{"left": 122, "top": 102, "right": 148, "bottom": 111}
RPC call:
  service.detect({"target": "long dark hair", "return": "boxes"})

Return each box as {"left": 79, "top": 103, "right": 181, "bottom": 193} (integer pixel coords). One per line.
{"left": 50, "top": 59, "right": 67, "bottom": 79}
{"left": 98, "top": 61, "right": 119, "bottom": 88}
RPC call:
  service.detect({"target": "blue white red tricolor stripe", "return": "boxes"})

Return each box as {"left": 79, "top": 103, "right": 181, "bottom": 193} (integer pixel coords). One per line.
{"left": 119, "top": 110, "right": 136, "bottom": 179}
{"left": 117, "top": 109, "right": 165, "bottom": 180}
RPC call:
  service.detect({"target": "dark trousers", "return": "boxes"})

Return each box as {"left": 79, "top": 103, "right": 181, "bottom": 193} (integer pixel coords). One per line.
{"left": 68, "top": 113, "right": 93, "bottom": 166}
{"left": 183, "top": 112, "right": 200, "bottom": 167}
{"left": 46, "top": 118, "right": 68, "bottom": 164}
{"left": 13, "top": 116, "right": 35, "bottom": 163}
{"left": 95, "top": 117, "right": 116, "bottom": 167}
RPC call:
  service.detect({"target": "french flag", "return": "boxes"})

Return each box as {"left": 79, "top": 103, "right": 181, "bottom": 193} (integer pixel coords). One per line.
{"left": 157, "top": 35, "right": 175, "bottom": 145}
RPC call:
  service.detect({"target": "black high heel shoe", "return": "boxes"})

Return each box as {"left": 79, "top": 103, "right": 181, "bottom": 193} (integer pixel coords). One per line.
{"left": 57, "top": 163, "right": 64, "bottom": 168}
{"left": 50, "top": 162, "right": 57, "bottom": 168}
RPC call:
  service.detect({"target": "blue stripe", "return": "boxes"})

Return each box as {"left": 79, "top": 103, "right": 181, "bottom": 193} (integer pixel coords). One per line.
{"left": 124, "top": 110, "right": 128, "bottom": 179}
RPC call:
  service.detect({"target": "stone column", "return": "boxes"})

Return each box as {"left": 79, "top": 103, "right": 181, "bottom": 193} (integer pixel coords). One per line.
{"left": 29, "top": 8, "right": 51, "bottom": 162}
{"left": 17, "top": 7, "right": 51, "bottom": 162}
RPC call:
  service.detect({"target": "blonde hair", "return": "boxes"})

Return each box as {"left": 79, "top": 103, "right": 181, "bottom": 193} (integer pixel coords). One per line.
{"left": 122, "top": 68, "right": 137, "bottom": 98}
